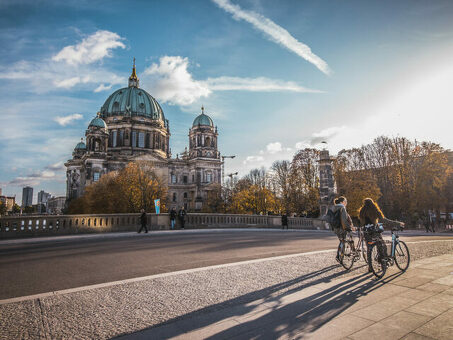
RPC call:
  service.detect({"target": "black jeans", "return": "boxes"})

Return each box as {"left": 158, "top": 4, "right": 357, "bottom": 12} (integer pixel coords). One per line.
{"left": 138, "top": 223, "right": 148, "bottom": 233}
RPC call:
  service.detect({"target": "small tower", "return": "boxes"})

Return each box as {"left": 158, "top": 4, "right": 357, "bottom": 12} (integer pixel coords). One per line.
{"left": 189, "top": 106, "right": 219, "bottom": 159}
{"left": 128, "top": 57, "right": 139, "bottom": 88}
{"left": 72, "top": 138, "right": 86, "bottom": 159}
{"left": 318, "top": 145, "right": 336, "bottom": 216}
{"left": 86, "top": 113, "right": 109, "bottom": 154}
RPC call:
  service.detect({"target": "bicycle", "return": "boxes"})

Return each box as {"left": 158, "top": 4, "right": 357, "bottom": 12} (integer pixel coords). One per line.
{"left": 337, "top": 226, "right": 367, "bottom": 270}
{"left": 367, "top": 224, "right": 410, "bottom": 279}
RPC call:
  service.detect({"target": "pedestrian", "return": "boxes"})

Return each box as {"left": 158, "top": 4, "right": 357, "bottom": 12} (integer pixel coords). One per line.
{"left": 359, "top": 198, "right": 404, "bottom": 272}
{"left": 178, "top": 206, "right": 186, "bottom": 229}
{"left": 330, "top": 196, "right": 354, "bottom": 263}
{"left": 170, "top": 207, "right": 177, "bottom": 230}
{"left": 138, "top": 209, "right": 148, "bottom": 233}
{"left": 281, "top": 213, "right": 288, "bottom": 230}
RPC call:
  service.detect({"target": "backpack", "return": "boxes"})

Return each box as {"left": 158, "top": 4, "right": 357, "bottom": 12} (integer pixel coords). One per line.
{"left": 325, "top": 208, "right": 342, "bottom": 231}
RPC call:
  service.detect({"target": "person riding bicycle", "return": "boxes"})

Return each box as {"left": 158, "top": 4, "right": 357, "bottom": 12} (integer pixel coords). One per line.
{"left": 358, "top": 198, "right": 404, "bottom": 272}
{"left": 331, "top": 196, "right": 354, "bottom": 263}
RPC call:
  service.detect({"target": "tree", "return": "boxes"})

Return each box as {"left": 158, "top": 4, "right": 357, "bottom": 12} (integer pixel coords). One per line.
{"left": 289, "top": 148, "right": 320, "bottom": 216}
{"left": 270, "top": 160, "right": 291, "bottom": 213}
{"left": 0, "top": 201, "right": 7, "bottom": 216}
{"left": 67, "top": 161, "right": 167, "bottom": 214}
{"left": 12, "top": 204, "right": 21, "bottom": 214}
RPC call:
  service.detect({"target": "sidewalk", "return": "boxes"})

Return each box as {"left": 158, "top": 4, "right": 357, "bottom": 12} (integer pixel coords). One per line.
{"left": 118, "top": 254, "right": 453, "bottom": 340}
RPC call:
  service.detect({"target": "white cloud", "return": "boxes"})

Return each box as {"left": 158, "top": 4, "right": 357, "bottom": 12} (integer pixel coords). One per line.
{"left": 211, "top": 0, "right": 331, "bottom": 75}
{"left": 54, "top": 113, "right": 83, "bottom": 126}
{"left": 143, "top": 56, "right": 211, "bottom": 106}
{"left": 8, "top": 169, "right": 59, "bottom": 187}
{"left": 54, "top": 77, "right": 82, "bottom": 89}
{"left": 142, "top": 56, "right": 321, "bottom": 106}
{"left": 243, "top": 155, "right": 265, "bottom": 164}
{"left": 310, "top": 126, "right": 346, "bottom": 145}
{"left": 52, "top": 30, "right": 125, "bottom": 65}
{"left": 204, "top": 76, "right": 321, "bottom": 93}
{"left": 266, "top": 142, "right": 283, "bottom": 154}
{"left": 94, "top": 83, "right": 113, "bottom": 92}
{"left": 295, "top": 141, "right": 310, "bottom": 149}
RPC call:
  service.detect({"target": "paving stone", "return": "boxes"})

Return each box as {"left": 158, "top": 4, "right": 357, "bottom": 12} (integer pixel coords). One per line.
{"left": 433, "top": 274, "right": 453, "bottom": 286}
{"left": 414, "top": 309, "right": 453, "bottom": 340}
{"left": 405, "top": 296, "right": 450, "bottom": 317}
{"left": 381, "top": 310, "right": 432, "bottom": 331}
{"left": 400, "top": 332, "right": 437, "bottom": 339}
{"left": 350, "top": 296, "right": 416, "bottom": 322}
{"left": 348, "top": 321, "right": 409, "bottom": 340}
{"left": 417, "top": 282, "right": 450, "bottom": 293}
{"left": 393, "top": 276, "right": 437, "bottom": 289}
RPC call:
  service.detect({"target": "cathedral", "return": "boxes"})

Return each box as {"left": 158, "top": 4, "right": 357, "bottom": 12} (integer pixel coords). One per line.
{"left": 65, "top": 61, "right": 222, "bottom": 211}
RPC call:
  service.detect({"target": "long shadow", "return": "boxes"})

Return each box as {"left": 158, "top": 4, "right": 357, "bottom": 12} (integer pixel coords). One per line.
{"left": 113, "top": 264, "right": 404, "bottom": 339}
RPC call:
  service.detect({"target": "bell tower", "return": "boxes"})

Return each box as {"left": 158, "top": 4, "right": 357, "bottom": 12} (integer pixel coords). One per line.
{"left": 189, "top": 106, "right": 219, "bottom": 159}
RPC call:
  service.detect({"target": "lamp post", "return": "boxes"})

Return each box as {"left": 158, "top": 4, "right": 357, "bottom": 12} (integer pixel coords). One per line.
{"left": 221, "top": 155, "right": 236, "bottom": 186}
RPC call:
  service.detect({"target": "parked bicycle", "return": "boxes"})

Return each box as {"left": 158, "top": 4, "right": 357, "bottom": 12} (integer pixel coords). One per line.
{"left": 367, "top": 224, "right": 410, "bottom": 278}
{"left": 337, "top": 226, "right": 368, "bottom": 270}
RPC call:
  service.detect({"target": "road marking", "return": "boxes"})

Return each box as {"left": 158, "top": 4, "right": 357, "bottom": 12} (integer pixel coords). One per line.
{"left": 0, "top": 248, "right": 335, "bottom": 305}
{"left": 1, "top": 238, "right": 452, "bottom": 305}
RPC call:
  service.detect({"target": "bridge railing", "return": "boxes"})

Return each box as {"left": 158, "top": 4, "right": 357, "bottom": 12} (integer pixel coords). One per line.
{"left": 0, "top": 213, "right": 325, "bottom": 239}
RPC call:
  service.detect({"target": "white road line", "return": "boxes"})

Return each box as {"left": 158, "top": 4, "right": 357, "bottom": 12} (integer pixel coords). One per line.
{"left": 0, "top": 248, "right": 335, "bottom": 305}
{"left": 2, "top": 238, "right": 452, "bottom": 305}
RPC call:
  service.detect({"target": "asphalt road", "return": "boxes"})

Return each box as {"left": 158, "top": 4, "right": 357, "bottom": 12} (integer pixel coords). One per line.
{"left": 1, "top": 229, "right": 452, "bottom": 300}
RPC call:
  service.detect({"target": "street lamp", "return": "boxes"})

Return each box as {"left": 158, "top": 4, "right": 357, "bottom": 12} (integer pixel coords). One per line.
{"left": 221, "top": 155, "right": 236, "bottom": 185}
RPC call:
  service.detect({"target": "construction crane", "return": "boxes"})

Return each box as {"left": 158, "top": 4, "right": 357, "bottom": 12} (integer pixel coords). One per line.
{"left": 221, "top": 155, "right": 235, "bottom": 185}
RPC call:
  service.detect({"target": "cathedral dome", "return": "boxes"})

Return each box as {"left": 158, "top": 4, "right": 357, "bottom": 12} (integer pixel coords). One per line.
{"left": 89, "top": 115, "right": 107, "bottom": 129}
{"left": 100, "top": 87, "right": 165, "bottom": 121}
{"left": 99, "top": 59, "right": 165, "bottom": 122}
{"left": 74, "top": 139, "right": 86, "bottom": 150}
{"left": 193, "top": 107, "right": 214, "bottom": 127}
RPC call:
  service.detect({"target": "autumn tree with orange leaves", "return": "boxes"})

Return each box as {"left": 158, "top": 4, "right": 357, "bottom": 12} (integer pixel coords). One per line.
{"left": 67, "top": 161, "right": 167, "bottom": 214}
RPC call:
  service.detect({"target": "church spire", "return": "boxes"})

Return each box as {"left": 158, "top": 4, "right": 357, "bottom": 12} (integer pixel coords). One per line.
{"left": 128, "top": 57, "right": 139, "bottom": 88}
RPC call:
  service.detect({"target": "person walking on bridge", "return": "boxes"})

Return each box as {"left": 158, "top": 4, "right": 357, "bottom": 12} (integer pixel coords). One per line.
{"left": 138, "top": 209, "right": 148, "bottom": 233}
{"left": 178, "top": 207, "right": 186, "bottom": 229}
{"left": 330, "top": 196, "right": 354, "bottom": 263}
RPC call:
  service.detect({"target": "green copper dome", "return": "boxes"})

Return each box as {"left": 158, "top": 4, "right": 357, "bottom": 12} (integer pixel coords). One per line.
{"left": 100, "top": 87, "right": 165, "bottom": 122}
{"left": 89, "top": 116, "right": 107, "bottom": 129}
{"left": 74, "top": 140, "right": 86, "bottom": 150}
{"left": 193, "top": 111, "right": 214, "bottom": 127}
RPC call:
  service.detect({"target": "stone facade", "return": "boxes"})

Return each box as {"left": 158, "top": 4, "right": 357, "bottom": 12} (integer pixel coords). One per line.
{"left": 318, "top": 149, "right": 336, "bottom": 215}
{"left": 65, "top": 62, "right": 221, "bottom": 211}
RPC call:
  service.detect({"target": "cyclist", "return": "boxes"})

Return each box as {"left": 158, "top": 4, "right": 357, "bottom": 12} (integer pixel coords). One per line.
{"left": 359, "top": 198, "right": 404, "bottom": 272}
{"left": 331, "top": 196, "right": 354, "bottom": 263}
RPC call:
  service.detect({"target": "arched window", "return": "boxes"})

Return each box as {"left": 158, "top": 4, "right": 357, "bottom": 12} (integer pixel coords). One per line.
{"left": 172, "top": 193, "right": 177, "bottom": 202}
{"left": 183, "top": 192, "right": 188, "bottom": 199}
{"left": 205, "top": 137, "right": 211, "bottom": 147}
{"left": 113, "top": 101, "right": 120, "bottom": 113}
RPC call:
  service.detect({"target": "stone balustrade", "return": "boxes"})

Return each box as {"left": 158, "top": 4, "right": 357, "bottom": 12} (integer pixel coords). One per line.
{"left": 0, "top": 213, "right": 325, "bottom": 239}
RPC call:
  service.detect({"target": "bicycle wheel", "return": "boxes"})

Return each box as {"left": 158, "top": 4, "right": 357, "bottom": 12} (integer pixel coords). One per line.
{"left": 368, "top": 243, "right": 386, "bottom": 278}
{"left": 340, "top": 240, "right": 355, "bottom": 270}
{"left": 394, "top": 240, "right": 410, "bottom": 271}
{"left": 360, "top": 238, "right": 368, "bottom": 264}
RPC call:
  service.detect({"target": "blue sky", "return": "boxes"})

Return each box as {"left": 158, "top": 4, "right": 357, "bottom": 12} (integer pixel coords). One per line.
{"left": 1, "top": 0, "right": 453, "bottom": 203}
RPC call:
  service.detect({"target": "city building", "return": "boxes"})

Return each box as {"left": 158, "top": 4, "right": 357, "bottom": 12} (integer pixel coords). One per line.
{"left": 0, "top": 195, "right": 15, "bottom": 212}
{"left": 65, "top": 61, "right": 222, "bottom": 211}
{"left": 22, "top": 186, "right": 33, "bottom": 208}
{"left": 37, "top": 190, "right": 51, "bottom": 213}
{"left": 47, "top": 196, "right": 66, "bottom": 214}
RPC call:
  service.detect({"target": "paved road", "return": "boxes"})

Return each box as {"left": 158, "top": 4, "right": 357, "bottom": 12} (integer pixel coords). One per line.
{"left": 1, "top": 229, "right": 452, "bottom": 300}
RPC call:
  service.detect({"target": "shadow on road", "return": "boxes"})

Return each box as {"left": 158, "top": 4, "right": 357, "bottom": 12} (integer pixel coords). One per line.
{"left": 113, "top": 265, "right": 404, "bottom": 339}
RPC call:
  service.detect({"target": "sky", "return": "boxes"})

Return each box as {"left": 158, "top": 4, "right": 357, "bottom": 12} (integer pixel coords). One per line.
{"left": 1, "top": 0, "right": 453, "bottom": 203}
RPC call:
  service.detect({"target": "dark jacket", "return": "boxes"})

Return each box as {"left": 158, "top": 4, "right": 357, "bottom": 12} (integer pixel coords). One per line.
{"left": 330, "top": 204, "right": 353, "bottom": 231}
{"left": 281, "top": 214, "right": 288, "bottom": 226}
{"left": 170, "top": 210, "right": 177, "bottom": 220}
{"left": 140, "top": 212, "right": 147, "bottom": 225}
{"left": 178, "top": 209, "right": 186, "bottom": 219}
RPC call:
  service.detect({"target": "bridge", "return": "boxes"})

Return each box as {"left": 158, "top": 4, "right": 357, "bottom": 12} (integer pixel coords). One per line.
{"left": 1, "top": 217, "right": 453, "bottom": 339}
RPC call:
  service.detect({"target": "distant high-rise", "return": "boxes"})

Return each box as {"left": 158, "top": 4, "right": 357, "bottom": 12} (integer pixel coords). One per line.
{"left": 22, "top": 186, "right": 33, "bottom": 207}
{"left": 37, "top": 190, "right": 51, "bottom": 213}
